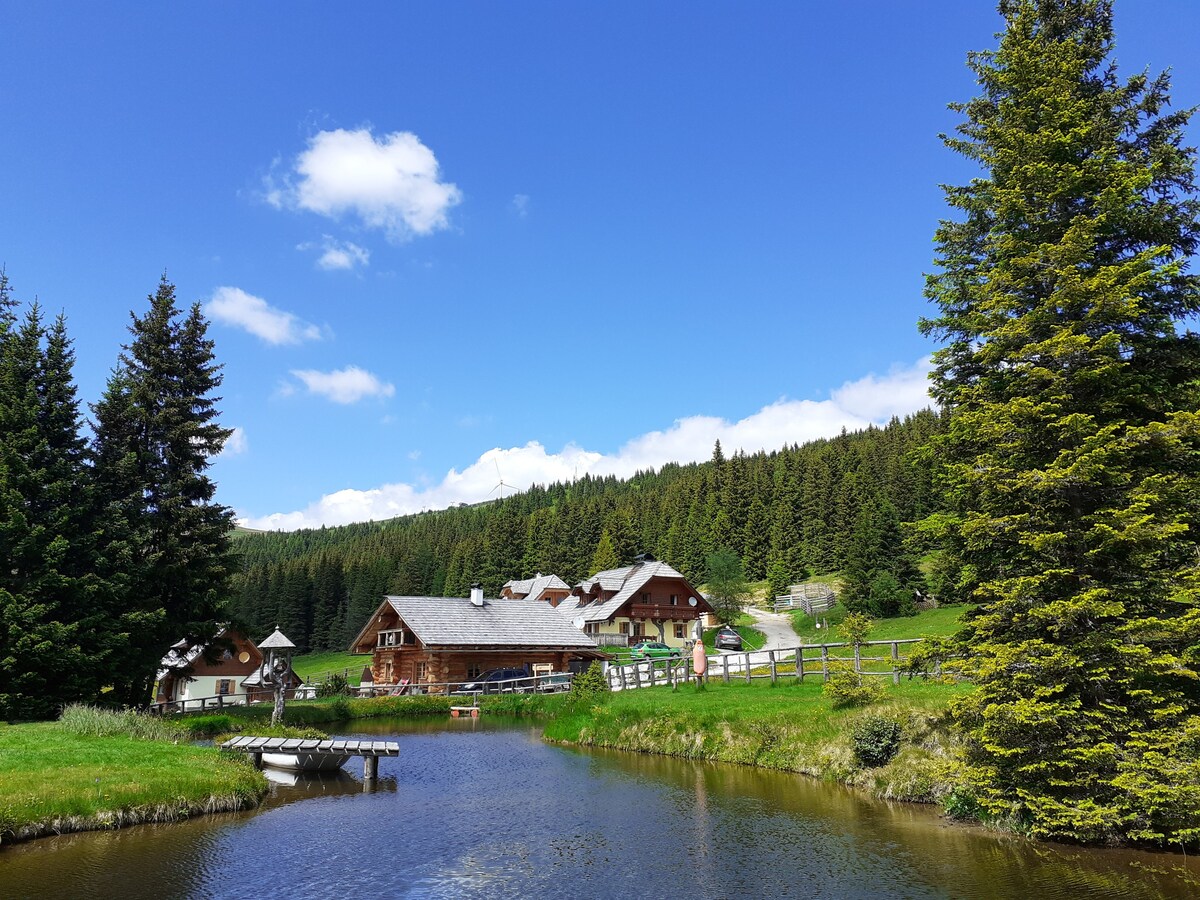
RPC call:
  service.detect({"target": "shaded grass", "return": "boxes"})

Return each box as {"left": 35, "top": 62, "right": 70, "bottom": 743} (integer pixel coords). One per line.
{"left": 0, "top": 720, "right": 266, "bottom": 844}
{"left": 544, "top": 678, "right": 973, "bottom": 802}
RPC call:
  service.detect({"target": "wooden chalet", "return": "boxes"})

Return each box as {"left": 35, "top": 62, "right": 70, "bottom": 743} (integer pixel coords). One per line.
{"left": 349, "top": 586, "right": 609, "bottom": 691}
{"left": 155, "top": 626, "right": 302, "bottom": 707}
{"left": 500, "top": 572, "right": 571, "bottom": 604}
{"left": 554, "top": 557, "right": 714, "bottom": 648}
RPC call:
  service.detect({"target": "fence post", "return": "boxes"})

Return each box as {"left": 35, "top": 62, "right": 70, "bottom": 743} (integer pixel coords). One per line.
{"left": 648, "top": 661, "right": 656, "bottom": 687}
{"left": 892, "top": 642, "right": 900, "bottom": 685}
{"left": 722, "top": 654, "right": 730, "bottom": 684}
{"left": 821, "top": 645, "right": 829, "bottom": 682}
{"left": 854, "top": 643, "right": 861, "bottom": 674}
{"left": 769, "top": 650, "right": 777, "bottom": 685}
{"left": 633, "top": 663, "right": 642, "bottom": 690}
{"left": 797, "top": 647, "right": 805, "bottom": 683}
{"left": 620, "top": 664, "right": 628, "bottom": 691}
{"left": 744, "top": 652, "right": 751, "bottom": 684}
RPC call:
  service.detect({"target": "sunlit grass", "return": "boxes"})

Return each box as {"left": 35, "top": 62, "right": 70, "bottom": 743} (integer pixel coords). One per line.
{"left": 290, "top": 651, "right": 371, "bottom": 684}
{"left": 0, "top": 719, "right": 265, "bottom": 842}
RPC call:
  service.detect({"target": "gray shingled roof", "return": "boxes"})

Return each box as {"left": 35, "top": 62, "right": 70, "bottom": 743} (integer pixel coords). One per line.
{"left": 385, "top": 595, "right": 602, "bottom": 649}
{"left": 501, "top": 573, "right": 570, "bottom": 599}
{"left": 562, "top": 561, "right": 700, "bottom": 624}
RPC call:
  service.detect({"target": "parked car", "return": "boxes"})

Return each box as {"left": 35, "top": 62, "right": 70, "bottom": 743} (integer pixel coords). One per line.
{"left": 457, "top": 667, "right": 534, "bottom": 694}
{"left": 629, "top": 641, "right": 682, "bottom": 660}
{"left": 715, "top": 627, "right": 743, "bottom": 651}
{"left": 535, "top": 672, "right": 572, "bottom": 693}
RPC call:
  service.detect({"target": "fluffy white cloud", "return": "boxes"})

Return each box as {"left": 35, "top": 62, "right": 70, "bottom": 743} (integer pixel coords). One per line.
{"left": 290, "top": 366, "right": 395, "bottom": 404}
{"left": 220, "top": 426, "right": 249, "bottom": 457}
{"left": 266, "top": 128, "right": 461, "bottom": 241}
{"left": 298, "top": 236, "right": 370, "bottom": 271}
{"left": 206, "top": 287, "right": 322, "bottom": 346}
{"left": 240, "top": 359, "right": 935, "bottom": 531}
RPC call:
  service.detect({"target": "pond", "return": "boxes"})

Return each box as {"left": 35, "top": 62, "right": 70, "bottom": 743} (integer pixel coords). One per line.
{"left": 2, "top": 717, "right": 1196, "bottom": 899}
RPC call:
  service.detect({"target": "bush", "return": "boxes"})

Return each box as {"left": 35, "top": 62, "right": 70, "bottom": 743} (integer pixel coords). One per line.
{"left": 852, "top": 715, "right": 903, "bottom": 768}
{"left": 838, "top": 612, "right": 874, "bottom": 647}
{"left": 943, "top": 788, "right": 983, "bottom": 821}
{"left": 315, "top": 673, "right": 352, "bottom": 698}
{"left": 567, "top": 663, "right": 610, "bottom": 707}
{"left": 57, "top": 704, "right": 183, "bottom": 742}
{"left": 823, "top": 668, "right": 884, "bottom": 708}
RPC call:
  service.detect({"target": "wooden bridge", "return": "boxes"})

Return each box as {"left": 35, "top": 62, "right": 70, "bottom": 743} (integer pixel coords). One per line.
{"left": 220, "top": 735, "right": 400, "bottom": 779}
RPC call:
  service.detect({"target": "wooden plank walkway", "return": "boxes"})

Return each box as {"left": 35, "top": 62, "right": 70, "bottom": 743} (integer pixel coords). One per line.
{"left": 220, "top": 736, "right": 400, "bottom": 756}
{"left": 220, "top": 735, "right": 400, "bottom": 779}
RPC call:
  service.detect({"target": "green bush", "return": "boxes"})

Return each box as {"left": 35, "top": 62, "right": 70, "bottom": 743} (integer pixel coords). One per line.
{"left": 823, "top": 668, "right": 884, "bottom": 708}
{"left": 327, "top": 697, "right": 351, "bottom": 720}
{"left": 851, "top": 715, "right": 903, "bottom": 768}
{"left": 567, "top": 663, "right": 610, "bottom": 707}
{"left": 315, "top": 673, "right": 352, "bottom": 698}
{"left": 943, "top": 788, "right": 983, "bottom": 821}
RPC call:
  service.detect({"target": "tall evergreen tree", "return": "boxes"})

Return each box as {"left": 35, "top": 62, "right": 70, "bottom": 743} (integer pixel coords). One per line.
{"left": 921, "top": 0, "right": 1200, "bottom": 843}
{"left": 92, "top": 278, "right": 236, "bottom": 706}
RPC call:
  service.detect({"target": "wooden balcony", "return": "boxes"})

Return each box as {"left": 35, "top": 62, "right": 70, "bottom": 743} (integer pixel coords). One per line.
{"left": 627, "top": 604, "right": 696, "bottom": 620}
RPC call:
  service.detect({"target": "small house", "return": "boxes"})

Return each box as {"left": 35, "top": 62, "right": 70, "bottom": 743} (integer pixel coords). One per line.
{"left": 155, "top": 626, "right": 301, "bottom": 708}
{"left": 554, "top": 558, "right": 713, "bottom": 648}
{"left": 348, "top": 586, "right": 609, "bottom": 691}
{"left": 500, "top": 572, "right": 571, "bottom": 605}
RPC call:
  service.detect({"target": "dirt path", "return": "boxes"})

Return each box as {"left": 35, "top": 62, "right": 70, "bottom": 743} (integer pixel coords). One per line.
{"left": 743, "top": 606, "right": 801, "bottom": 653}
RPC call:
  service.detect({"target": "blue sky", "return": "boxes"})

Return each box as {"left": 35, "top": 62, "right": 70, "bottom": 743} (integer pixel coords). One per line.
{"left": 3, "top": 2, "right": 1198, "bottom": 529}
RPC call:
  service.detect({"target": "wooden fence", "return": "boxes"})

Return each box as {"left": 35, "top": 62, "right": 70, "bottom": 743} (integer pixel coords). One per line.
{"left": 604, "top": 639, "right": 930, "bottom": 692}
{"left": 773, "top": 582, "right": 838, "bottom": 614}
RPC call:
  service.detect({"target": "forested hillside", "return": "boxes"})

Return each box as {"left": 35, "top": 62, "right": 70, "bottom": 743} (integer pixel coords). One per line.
{"left": 231, "top": 409, "right": 944, "bottom": 652}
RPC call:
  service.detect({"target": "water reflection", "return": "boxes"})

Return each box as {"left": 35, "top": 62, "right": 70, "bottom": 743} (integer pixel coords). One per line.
{"left": 1, "top": 718, "right": 1197, "bottom": 900}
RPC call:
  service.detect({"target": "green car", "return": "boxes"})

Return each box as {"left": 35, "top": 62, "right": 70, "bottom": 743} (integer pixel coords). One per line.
{"left": 629, "top": 641, "right": 682, "bottom": 660}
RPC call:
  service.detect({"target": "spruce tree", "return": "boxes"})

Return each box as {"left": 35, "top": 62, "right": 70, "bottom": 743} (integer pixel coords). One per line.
{"left": 92, "top": 278, "right": 236, "bottom": 706}
{"left": 921, "top": 0, "right": 1200, "bottom": 843}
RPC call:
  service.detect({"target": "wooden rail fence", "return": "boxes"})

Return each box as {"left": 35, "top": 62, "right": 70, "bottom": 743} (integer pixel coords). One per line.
{"left": 773, "top": 582, "right": 838, "bottom": 614}
{"left": 604, "top": 639, "right": 930, "bottom": 692}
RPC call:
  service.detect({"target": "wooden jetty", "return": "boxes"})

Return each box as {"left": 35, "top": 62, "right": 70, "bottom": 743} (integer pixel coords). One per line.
{"left": 220, "top": 736, "right": 400, "bottom": 779}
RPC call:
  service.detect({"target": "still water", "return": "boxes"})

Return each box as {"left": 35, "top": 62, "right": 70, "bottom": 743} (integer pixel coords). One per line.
{"left": 2, "top": 717, "right": 1197, "bottom": 899}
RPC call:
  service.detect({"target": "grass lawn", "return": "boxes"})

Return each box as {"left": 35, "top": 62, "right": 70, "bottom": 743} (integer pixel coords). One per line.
{"left": 545, "top": 676, "right": 973, "bottom": 803}
{"left": 789, "top": 603, "right": 970, "bottom": 645}
{"left": 0, "top": 721, "right": 265, "bottom": 842}
{"left": 290, "top": 650, "right": 372, "bottom": 684}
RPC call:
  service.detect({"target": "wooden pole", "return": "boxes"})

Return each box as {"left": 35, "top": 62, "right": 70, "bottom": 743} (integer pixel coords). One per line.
{"left": 821, "top": 645, "right": 829, "bottom": 682}
{"left": 892, "top": 641, "right": 901, "bottom": 685}
{"left": 744, "top": 652, "right": 751, "bottom": 684}
{"left": 797, "top": 647, "right": 805, "bottom": 683}
{"left": 769, "top": 650, "right": 777, "bottom": 685}
{"left": 722, "top": 654, "right": 730, "bottom": 684}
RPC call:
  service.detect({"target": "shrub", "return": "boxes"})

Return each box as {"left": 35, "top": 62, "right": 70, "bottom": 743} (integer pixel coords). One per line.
{"left": 838, "top": 612, "right": 874, "bottom": 647}
{"left": 943, "top": 788, "right": 983, "bottom": 821}
{"left": 57, "top": 704, "right": 183, "bottom": 742}
{"left": 315, "top": 674, "right": 352, "bottom": 698}
{"left": 567, "top": 663, "right": 610, "bottom": 707}
{"left": 327, "top": 697, "right": 352, "bottom": 720}
{"left": 851, "top": 715, "right": 903, "bottom": 768}
{"left": 823, "top": 668, "right": 884, "bottom": 708}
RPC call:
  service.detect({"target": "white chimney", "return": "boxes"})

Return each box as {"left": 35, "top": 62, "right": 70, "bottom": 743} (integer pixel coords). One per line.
{"left": 469, "top": 583, "right": 485, "bottom": 607}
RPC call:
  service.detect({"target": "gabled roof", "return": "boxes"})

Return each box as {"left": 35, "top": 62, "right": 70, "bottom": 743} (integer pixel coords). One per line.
{"left": 564, "top": 561, "right": 702, "bottom": 624}
{"left": 354, "top": 595, "right": 604, "bottom": 651}
{"left": 501, "top": 573, "right": 570, "bottom": 599}
{"left": 157, "top": 626, "right": 236, "bottom": 679}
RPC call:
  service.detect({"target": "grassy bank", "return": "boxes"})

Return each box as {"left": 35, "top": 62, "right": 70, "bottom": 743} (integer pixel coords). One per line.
{"left": 176, "top": 692, "right": 564, "bottom": 737}
{"left": 788, "top": 603, "right": 969, "bottom": 645}
{"left": 290, "top": 650, "right": 369, "bottom": 684}
{"left": 544, "top": 678, "right": 973, "bottom": 803}
{"left": 0, "top": 713, "right": 266, "bottom": 845}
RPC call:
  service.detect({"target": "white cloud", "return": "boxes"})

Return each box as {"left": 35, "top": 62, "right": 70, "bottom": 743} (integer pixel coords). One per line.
{"left": 239, "top": 359, "right": 935, "bottom": 531}
{"left": 290, "top": 366, "right": 395, "bottom": 404}
{"left": 266, "top": 128, "right": 461, "bottom": 241}
{"left": 206, "top": 287, "right": 322, "bottom": 346}
{"left": 511, "top": 193, "right": 530, "bottom": 217}
{"left": 298, "top": 236, "right": 370, "bottom": 271}
{"left": 220, "top": 426, "right": 249, "bottom": 457}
